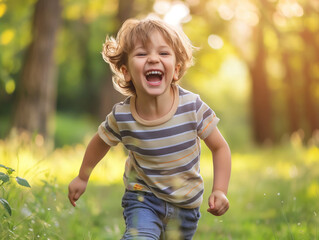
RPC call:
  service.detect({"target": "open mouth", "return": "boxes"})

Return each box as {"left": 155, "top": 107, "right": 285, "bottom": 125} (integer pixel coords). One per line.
{"left": 145, "top": 70, "right": 163, "bottom": 84}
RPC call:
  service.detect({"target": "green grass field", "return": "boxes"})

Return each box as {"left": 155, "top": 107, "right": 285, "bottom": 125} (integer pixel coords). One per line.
{"left": 1, "top": 133, "right": 319, "bottom": 239}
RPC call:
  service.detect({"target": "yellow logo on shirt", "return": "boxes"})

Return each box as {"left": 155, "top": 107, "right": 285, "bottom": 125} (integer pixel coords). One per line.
{"left": 133, "top": 184, "right": 143, "bottom": 191}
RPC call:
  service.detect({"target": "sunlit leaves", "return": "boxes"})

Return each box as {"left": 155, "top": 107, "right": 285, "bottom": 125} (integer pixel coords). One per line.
{"left": 63, "top": 0, "right": 117, "bottom": 22}
{"left": 63, "top": 3, "right": 82, "bottom": 20}
{"left": 153, "top": 0, "right": 171, "bottom": 15}
{"left": 208, "top": 34, "right": 224, "bottom": 49}
{"left": 217, "top": 4, "right": 234, "bottom": 21}
{"left": 276, "top": 0, "right": 304, "bottom": 18}
{"left": 4, "top": 79, "right": 15, "bottom": 94}
{"left": 0, "top": 198, "right": 11, "bottom": 216}
{"left": 235, "top": 3, "right": 259, "bottom": 27}
{"left": 0, "top": 164, "right": 15, "bottom": 174}
{"left": 16, "top": 177, "right": 31, "bottom": 188}
{"left": 0, "top": 3, "right": 7, "bottom": 17}
{"left": 163, "top": 2, "right": 190, "bottom": 26}
{"left": 85, "top": 0, "right": 117, "bottom": 22}
{"left": 307, "top": 182, "right": 319, "bottom": 198}
{"left": 0, "top": 172, "right": 9, "bottom": 183}
{"left": 0, "top": 0, "right": 34, "bottom": 97}
{"left": 263, "top": 27, "right": 279, "bottom": 51}
{"left": 0, "top": 163, "right": 31, "bottom": 218}
{"left": 304, "top": 15, "right": 319, "bottom": 32}
{"left": 0, "top": 29, "right": 15, "bottom": 45}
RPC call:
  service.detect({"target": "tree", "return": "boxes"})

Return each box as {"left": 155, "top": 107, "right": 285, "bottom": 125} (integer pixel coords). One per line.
{"left": 282, "top": 50, "right": 300, "bottom": 134}
{"left": 300, "top": 28, "right": 319, "bottom": 136}
{"left": 98, "top": 0, "right": 135, "bottom": 119}
{"left": 13, "top": 0, "right": 61, "bottom": 140}
{"left": 189, "top": 0, "right": 319, "bottom": 144}
{"left": 249, "top": 19, "right": 274, "bottom": 143}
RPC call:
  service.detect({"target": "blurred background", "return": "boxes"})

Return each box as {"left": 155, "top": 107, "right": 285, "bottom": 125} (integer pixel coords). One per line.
{"left": 1, "top": 0, "right": 319, "bottom": 239}
{"left": 1, "top": 0, "right": 318, "bottom": 149}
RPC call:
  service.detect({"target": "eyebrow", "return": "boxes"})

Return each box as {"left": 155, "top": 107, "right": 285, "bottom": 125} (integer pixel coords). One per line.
{"left": 130, "top": 40, "right": 173, "bottom": 55}
{"left": 158, "top": 45, "right": 171, "bottom": 49}
{"left": 133, "top": 44, "right": 171, "bottom": 50}
{"left": 131, "top": 46, "right": 146, "bottom": 53}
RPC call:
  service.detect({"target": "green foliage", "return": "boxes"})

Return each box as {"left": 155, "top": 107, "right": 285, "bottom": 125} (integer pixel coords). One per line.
{"left": 198, "top": 143, "right": 319, "bottom": 239}
{"left": 54, "top": 112, "right": 98, "bottom": 147}
{"left": 0, "top": 178, "right": 64, "bottom": 240}
{"left": 0, "top": 0, "right": 35, "bottom": 98}
{"left": 0, "top": 164, "right": 31, "bottom": 216}
{"left": 1, "top": 135, "right": 319, "bottom": 239}
{"left": 1, "top": 0, "right": 319, "bottom": 237}
{"left": 1, "top": 0, "right": 319, "bottom": 146}
{"left": 0, "top": 198, "right": 11, "bottom": 216}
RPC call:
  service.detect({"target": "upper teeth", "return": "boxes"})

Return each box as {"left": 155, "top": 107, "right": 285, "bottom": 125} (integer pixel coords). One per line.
{"left": 146, "top": 71, "right": 162, "bottom": 76}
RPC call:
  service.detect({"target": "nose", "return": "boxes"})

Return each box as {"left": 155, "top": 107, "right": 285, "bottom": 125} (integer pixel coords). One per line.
{"left": 147, "top": 53, "right": 159, "bottom": 63}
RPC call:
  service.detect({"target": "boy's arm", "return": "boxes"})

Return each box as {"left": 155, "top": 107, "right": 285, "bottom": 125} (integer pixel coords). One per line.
{"left": 68, "top": 133, "right": 111, "bottom": 207}
{"left": 204, "top": 127, "right": 231, "bottom": 216}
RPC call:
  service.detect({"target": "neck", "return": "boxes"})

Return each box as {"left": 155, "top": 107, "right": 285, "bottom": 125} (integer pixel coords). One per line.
{"left": 135, "top": 86, "right": 175, "bottom": 121}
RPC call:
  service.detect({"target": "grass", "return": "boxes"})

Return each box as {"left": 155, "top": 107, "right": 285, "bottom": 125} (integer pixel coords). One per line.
{"left": 1, "top": 132, "right": 319, "bottom": 239}
{"left": 54, "top": 112, "right": 98, "bottom": 148}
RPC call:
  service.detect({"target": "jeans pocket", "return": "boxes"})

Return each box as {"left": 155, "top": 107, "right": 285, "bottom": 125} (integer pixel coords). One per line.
{"left": 193, "top": 207, "right": 201, "bottom": 221}
{"left": 179, "top": 207, "right": 201, "bottom": 223}
{"left": 121, "top": 190, "right": 148, "bottom": 208}
{"left": 121, "top": 191, "right": 136, "bottom": 208}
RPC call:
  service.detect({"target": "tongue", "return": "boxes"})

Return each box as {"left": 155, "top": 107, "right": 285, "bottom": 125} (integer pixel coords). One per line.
{"left": 146, "top": 75, "right": 161, "bottom": 86}
{"left": 147, "top": 75, "right": 161, "bottom": 82}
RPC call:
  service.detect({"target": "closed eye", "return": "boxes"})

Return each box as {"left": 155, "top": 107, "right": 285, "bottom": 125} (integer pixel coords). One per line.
{"left": 136, "top": 52, "right": 147, "bottom": 56}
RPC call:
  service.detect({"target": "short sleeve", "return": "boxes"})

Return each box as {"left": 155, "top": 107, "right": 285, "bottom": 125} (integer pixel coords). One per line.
{"left": 195, "top": 96, "right": 220, "bottom": 140}
{"left": 98, "top": 111, "right": 122, "bottom": 146}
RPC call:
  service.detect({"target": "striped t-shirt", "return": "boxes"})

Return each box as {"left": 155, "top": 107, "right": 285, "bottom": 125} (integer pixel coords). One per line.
{"left": 98, "top": 85, "right": 219, "bottom": 209}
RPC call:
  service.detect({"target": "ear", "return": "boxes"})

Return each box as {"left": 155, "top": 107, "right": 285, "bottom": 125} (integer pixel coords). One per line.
{"left": 173, "top": 64, "right": 181, "bottom": 81}
{"left": 121, "top": 65, "right": 131, "bottom": 82}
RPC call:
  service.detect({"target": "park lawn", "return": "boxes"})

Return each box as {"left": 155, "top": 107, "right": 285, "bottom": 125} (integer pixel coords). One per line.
{"left": 1, "top": 135, "right": 319, "bottom": 239}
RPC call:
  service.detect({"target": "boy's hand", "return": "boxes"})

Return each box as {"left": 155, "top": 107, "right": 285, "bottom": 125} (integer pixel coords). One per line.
{"left": 207, "top": 190, "right": 229, "bottom": 216}
{"left": 68, "top": 176, "right": 88, "bottom": 207}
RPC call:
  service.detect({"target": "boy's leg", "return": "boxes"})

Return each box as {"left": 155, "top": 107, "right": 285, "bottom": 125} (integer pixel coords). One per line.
{"left": 121, "top": 191, "right": 164, "bottom": 240}
{"left": 178, "top": 207, "right": 201, "bottom": 239}
{"left": 164, "top": 206, "right": 201, "bottom": 240}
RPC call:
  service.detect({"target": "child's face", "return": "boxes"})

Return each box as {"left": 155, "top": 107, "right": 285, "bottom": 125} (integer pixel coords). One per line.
{"left": 121, "top": 30, "right": 180, "bottom": 98}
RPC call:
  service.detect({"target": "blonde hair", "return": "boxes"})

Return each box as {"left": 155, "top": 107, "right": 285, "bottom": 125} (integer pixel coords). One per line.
{"left": 102, "top": 18, "right": 195, "bottom": 96}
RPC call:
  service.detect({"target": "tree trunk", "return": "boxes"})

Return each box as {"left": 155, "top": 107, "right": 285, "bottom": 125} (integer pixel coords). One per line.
{"left": 249, "top": 22, "right": 274, "bottom": 144}
{"left": 98, "top": 0, "right": 136, "bottom": 119}
{"left": 300, "top": 29, "right": 319, "bottom": 137}
{"left": 76, "top": 19, "right": 99, "bottom": 115}
{"left": 282, "top": 51, "right": 300, "bottom": 134}
{"left": 13, "top": 0, "right": 61, "bottom": 141}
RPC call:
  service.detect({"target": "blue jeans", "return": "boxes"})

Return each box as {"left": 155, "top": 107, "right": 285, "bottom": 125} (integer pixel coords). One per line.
{"left": 121, "top": 191, "right": 201, "bottom": 240}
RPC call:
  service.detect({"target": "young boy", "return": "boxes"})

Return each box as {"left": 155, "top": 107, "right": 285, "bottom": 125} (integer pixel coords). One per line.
{"left": 68, "top": 18, "right": 231, "bottom": 239}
